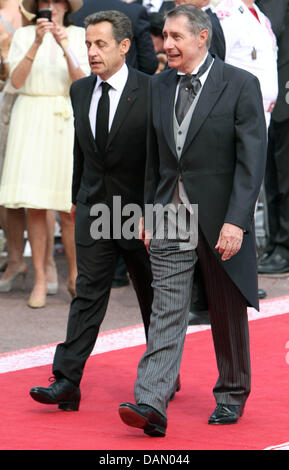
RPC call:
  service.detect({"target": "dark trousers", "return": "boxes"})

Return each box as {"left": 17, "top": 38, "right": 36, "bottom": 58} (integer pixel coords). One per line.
{"left": 264, "top": 117, "right": 289, "bottom": 258}
{"left": 197, "top": 230, "right": 251, "bottom": 405}
{"left": 135, "top": 229, "right": 250, "bottom": 417}
{"left": 53, "top": 239, "right": 153, "bottom": 386}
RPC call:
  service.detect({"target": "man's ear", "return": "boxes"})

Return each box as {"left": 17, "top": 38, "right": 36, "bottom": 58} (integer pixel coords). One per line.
{"left": 120, "top": 38, "right": 131, "bottom": 55}
{"left": 198, "top": 29, "right": 209, "bottom": 47}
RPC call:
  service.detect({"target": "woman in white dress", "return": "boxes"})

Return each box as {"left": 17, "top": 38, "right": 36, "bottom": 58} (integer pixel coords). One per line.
{"left": 0, "top": 0, "right": 90, "bottom": 307}
{"left": 0, "top": 0, "right": 22, "bottom": 273}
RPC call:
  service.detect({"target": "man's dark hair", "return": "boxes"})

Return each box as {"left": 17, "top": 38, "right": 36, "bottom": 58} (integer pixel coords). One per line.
{"left": 84, "top": 10, "right": 133, "bottom": 43}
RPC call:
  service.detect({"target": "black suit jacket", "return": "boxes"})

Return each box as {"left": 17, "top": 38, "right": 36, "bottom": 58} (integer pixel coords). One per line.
{"left": 134, "top": 0, "right": 175, "bottom": 13}
{"left": 206, "top": 8, "right": 226, "bottom": 60}
{"left": 71, "top": 67, "right": 150, "bottom": 249}
{"left": 70, "top": 0, "right": 158, "bottom": 75}
{"left": 256, "top": 0, "right": 289, "bottom": 122}
{"left": 145, "top": 57, "right": 267, "bottom": 309}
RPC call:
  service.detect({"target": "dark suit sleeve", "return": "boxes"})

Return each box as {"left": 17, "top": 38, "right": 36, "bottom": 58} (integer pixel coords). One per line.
{"left": 133, "top": 6, "right": 158, "bottom": 75}
{"left": 144, "top": 79, "right": 160, "bottom": 226}
{"left": 70, "top": 84, "right": 84, "bottom": 205}
{"left": 208, "top": 12, "right": 226, "bottom": 61}
{"left": 224, "top": 75, "right": 267, "bottom": 232}
{"left": 72, "top": 132, "right": 84, "bottom": 205}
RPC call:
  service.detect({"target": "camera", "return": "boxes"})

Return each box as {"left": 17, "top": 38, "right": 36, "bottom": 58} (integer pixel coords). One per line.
{"left": 38, "top": 8, "right": 52, "bottom": 21}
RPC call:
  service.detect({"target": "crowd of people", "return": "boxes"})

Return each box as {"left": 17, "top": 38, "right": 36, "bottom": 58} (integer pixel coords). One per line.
{"left": 0, "top": 0, "right": 286, "bottom": 311}
{"left": 0, "top": 0, "right": 286, "bottom": 438}
{"left": 0, "top": 0, "right": 284, "bottom": 308}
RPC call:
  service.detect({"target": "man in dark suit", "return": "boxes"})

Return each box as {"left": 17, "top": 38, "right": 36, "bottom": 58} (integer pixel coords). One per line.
{"left": 29, "top": 10, "right": 155, "bottom": 411}
{"left": 133, "top": 0, "right": 175, "bottom": 13}
{"left": 70, "top": 0, "right": 158, "bottom": 74}
{"left": 173, "top": 0, "right": 227, "bottom": 328}
{"left": 119, "top": 5, "right": 267, "bottom": 437}
{"left": 174, "top": 0, "right": 226, "bottom": 60}
{"left": 256, "top": 0, "right": 289, "bottom": 274}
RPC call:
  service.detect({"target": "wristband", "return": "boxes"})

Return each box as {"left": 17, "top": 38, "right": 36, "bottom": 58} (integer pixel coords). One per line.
{"left": 25, "top": 54, "right": 35, "bottom": 62}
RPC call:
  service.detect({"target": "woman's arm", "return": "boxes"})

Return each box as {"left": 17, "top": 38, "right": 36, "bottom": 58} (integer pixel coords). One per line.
{"left": 52, "top": 24, "right": 86, "bottom": 82}
{"left": 10, "top": 18, "right": 53, "bottom": 89}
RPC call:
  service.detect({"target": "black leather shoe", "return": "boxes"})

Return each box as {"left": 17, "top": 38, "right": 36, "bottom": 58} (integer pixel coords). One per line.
{"left": 30, "top": 377, "right": 81, "bottom": 411}
{"left": 119, "top": 402, "right": 167, "bottom": 437}
{"left": 258, "top": 252, "right": 289, "bottom": 274}
{"left": 258, "top": 248, "right": 274, "bottom": 265}
{"left": 188, "top": 310, "right": 210, "bottom": 325}
{"left": 208, "top": 403, "right": 244, "bottom": 425}
{"left": 168, "top": 374, "right": 181, "bottom": 402}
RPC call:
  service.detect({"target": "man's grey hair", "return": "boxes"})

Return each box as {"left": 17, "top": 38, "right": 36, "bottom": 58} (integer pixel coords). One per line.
{"left": 84, "top": 10, "right": 133, "bottom": 43}
{"left": 165, "top": 5, "right": 212, "bottom": 49}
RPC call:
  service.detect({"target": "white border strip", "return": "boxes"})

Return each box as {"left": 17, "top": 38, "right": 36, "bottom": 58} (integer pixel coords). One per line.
{"left": 1, "top": 296, "right": 289, "bottom": 375}
{"left": 265, "top": 442, "right": 289, "bottom": 450}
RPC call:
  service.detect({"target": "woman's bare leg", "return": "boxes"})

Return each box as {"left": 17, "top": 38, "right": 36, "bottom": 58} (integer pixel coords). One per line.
{"left": 59, "top": 210, "right": 77, "bottom": 298}
{"left": 26, "top": 208, "right": 47, "bottom": 308}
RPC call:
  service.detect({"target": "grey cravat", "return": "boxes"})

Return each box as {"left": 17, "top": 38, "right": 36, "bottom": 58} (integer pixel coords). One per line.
{"left": 175, "top": 54, "right": 213, "bottom": 125}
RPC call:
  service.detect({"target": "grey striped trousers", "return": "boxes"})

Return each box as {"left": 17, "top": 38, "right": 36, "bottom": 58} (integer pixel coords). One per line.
{"left": 134, "top": 230, "right": 251, "bottom": 418}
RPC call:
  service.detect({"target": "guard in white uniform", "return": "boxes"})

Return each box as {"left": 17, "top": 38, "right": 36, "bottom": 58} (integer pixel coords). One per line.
{"left": 215, "top": 0, "right": 278, "bottom": 127}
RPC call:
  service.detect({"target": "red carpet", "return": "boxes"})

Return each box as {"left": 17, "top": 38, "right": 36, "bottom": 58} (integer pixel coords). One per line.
{"left": 1, "top": 312, "right": 289, "bottom": 450}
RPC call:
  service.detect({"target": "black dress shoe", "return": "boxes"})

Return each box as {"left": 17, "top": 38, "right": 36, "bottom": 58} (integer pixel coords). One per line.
{"left": 119, "top": 402, "right": 167, "bottom": 437}
{"left": 258, "top": 252, "right": 289, "bottom": 274}
{"left": 30, "top": 377, "right": 81, "bottom": 411}
{"left": 208, "top": 403, "right": 244, "bottom": 425}
{"left": 258, "top": 288, "right": 267, "bottom": 299}
{"left": 188, "top": 310, "right": 210, "bottom": 325}
{"left": 258, "top": 249, "right": 274, "bottom": 265}
{"left": 168, "top": 374, "right": 181, "bottom": 402}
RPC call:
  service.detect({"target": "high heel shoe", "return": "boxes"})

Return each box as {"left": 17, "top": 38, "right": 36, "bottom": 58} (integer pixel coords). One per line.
{"left": 46, "top": 262, "right": 58, "bottom": 295}
{"left": 46, "top": 282, "right": 58, "bottom": 295}
{"left": 28, "top": 284, "right": 46, "bottom": 309}
{"left": 0, "top": 264, "right": 27, "bottom": 293}
{"left": 28, "top": 293, "right": 46, "bottom": 309}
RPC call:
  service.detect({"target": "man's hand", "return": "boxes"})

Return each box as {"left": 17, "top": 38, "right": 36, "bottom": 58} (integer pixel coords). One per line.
{"left": 215, "top": 223, "right": 244, "bottom": 261}
{"left": 138, "top": 217, "right": 151, "bottom": 252}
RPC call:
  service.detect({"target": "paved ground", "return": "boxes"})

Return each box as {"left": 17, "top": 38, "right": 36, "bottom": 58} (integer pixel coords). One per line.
{"left": 0, "top": 252, "right": 288, "bottom": 354}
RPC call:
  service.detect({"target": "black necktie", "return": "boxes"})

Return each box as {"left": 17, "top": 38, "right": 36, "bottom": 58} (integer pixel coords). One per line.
{"left": 95, "top": 82, "right": 111, "bottom": 153}
{"left": 175, "top": 54, "right": 213, "bottom": 125}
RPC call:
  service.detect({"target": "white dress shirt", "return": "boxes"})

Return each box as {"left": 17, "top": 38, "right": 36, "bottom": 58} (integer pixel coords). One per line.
{"left": 142, "top": 0, "right": 163, "bottom": 12}
{"left": 176, "top": 53, "right": 213, "bottom": 98}
{"left": 89, "top": 63, "right": 129, "bottom": 138}
{"left": 202, "top": 3, "right": 213, "bottom": 11}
